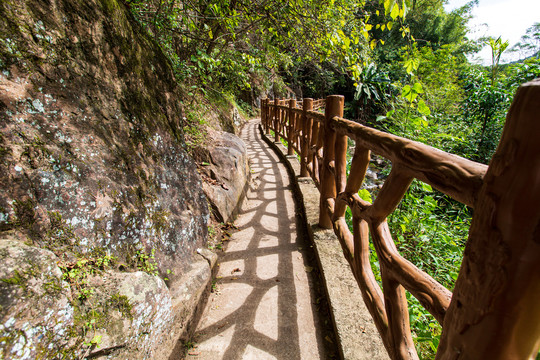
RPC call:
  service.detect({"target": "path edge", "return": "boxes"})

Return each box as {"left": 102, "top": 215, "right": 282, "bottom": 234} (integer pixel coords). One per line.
{"left": 259, "top": 123, "right": 389, "bottom": 360}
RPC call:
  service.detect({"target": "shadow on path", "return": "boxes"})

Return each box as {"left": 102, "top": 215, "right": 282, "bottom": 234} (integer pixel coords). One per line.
{"left": 188, "top": 120, "right": 336, "bottom": 359}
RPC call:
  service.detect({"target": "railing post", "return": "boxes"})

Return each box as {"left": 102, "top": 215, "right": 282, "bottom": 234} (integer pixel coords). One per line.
{"left": 274, "top": 98, "right": 280, "bottom": 143}
{"left": 288, "top": 99, "right": 296, "bottom": 155}
{"left": 268, "top": 98, "right": 272, "bottom": 134}
{"left": 281, "top": 99, "right": 286, "bottom": 140}
{"left": 261, "top": 98, "right": 266, "bottom": 131}
{"left": 300, "top": 98, "right": 313, "bottom": 177}
{"left": 313, "top": 118, "right": 323, "bottom": 186}
{"left": 319, "top": 95, "right": 344, "bottom": 229}
{"left": 265, "top": 99, "right": 269, "bottom": 132}
{"left": 267, "top": 99, "right": 276, "bottom": 134}
{"left": 266, "top": 98, "right": 270, "bottom": 133}
{"left": 436, "top": 79, "right": 540, "bottom": 360}
{"left": 334, "top": 115, "right": 348, "bottom": 196}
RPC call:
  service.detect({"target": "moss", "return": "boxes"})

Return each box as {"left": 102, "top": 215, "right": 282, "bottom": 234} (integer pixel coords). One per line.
{"left": 67, "top": 289, "right": 133, "bottom": 354}
{"left": 0, "top": 132, "right": 11, "bottom": 161}
{"left": 108, "top": 293, "right": 133, "bottom": 320}
{"left": 73, "top": 304, "right": 107, "bottom": 330}
{"left": 129, "top": 183, "right": 158, "bottom": 213}
{"left": 13, "top": 198, "right": 36, "bottom": 229}
{"left": 45, "top": 211, "right": 80, "bottom": 252}
{"left": 35, "top": 330, "right": 79, "bottom": 360}
{"left": 0, "top": 145, "right": 9, "bottom": 159}
{"left": 150, "top": 209, "right": 170, "bottom": 234}
{"left": 41, "top": 275, "right": 63, "bottom": 295}
{"left": 1, "top": 260, "right": 44, "bottom": 297}
{"left": 11, "top": 198, "right": 41, "bottom": 240}
{"left": 0, "top": 269, "right": 25, "bottom": 286}
{"left": 47, "top": 252, "right": 137, "bottom": 356}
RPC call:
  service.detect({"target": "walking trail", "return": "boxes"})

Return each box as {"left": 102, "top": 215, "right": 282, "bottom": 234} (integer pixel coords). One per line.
{"left": 187, "top": 120, "right": 336, "bottom": 359}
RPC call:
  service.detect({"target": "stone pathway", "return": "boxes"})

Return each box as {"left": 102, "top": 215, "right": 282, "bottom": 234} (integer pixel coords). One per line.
{"left": 187, "top": 120, "right": 336, "bottom": 359}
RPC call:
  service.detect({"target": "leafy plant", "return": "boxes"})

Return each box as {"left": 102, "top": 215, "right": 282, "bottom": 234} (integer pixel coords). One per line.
{"left": 58, "top": 254, "right": 117, "bottom": 301}
{"left": 133, "top": 248, "right": 159, "bottom": 276}
{"left": 353, "top": 63, "right": 393, "bottom": 123}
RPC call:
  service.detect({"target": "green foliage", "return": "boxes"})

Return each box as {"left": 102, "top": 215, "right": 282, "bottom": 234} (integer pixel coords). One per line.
{"left": 457, "top": 67, "right": 509, "bottom": 163}
{"left": 415, "top": 44, "right": 466, "bottom": 115}
{"left": 357, "top": 189, "right": 373, "bottom": 203}
{"left": 132, "top": 248, "right": 159, "bottom": 276}
{"left": 389, "top": 181, "right": 469, "bottom": 290}
{"left": 504, "top": 57, "right": 540, "bottom": 89}
{"left": 58, "top": 254, "right": 117, "bottom": 300}
{"left": 353, "top": 63, "right": 393, "bottom": 122}
{"left": 183, "top": 104, "right": 209, "bottom": 149}
{"left": 126, "top": 0, "right": 416, "bottom": 106}
{"left": 485, "top": 36, "right": 509, "bottom": 86}
{"left": 236, "top": 98, "right": 256, "bottom": 118}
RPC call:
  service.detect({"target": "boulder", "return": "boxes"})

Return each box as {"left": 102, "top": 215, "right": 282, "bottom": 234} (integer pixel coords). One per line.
{"left": 85, "top": 271, "right": 173, "bottom": 359}
{"left": 0, "top": 239, "right": 74, "bottom": 359}
{"left": 196, "top": 129, "right": 249, "bottom": 223}
{"left": 0, "top": 237, "right": 216, "bottom": 359}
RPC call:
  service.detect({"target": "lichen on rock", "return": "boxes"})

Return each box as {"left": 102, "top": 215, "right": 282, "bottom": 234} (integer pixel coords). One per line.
{"left": 0, "top": 239, "right": 74, "bottom": 360}
{"left": 0, "top": 0, "right": 208, "bottom": 283}
{"left": 0, "top": 0, "right": 211, "bottom": 358}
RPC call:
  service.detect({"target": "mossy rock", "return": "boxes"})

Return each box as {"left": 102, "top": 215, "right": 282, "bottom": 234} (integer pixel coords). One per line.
{"left": 0, "top": 239, "right": 74, "bottom": 359}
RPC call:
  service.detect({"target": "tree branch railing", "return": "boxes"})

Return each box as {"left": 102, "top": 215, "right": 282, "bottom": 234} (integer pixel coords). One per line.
{"left": 260, "top": 80, "right": 540, "bottom": 360}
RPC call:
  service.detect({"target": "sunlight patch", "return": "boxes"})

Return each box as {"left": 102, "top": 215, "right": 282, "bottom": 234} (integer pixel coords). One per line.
{"left": 242, "top": 344, "right": 277, "bottom": 360}
{"left": 256, "top": 254, "right": 279, "bottom": 280}
{"left": 254, "top": 285, "right": 278, "bottom": 341}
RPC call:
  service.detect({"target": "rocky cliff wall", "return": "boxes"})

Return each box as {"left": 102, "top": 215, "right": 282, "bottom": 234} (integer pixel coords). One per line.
{"left": 0, "top": 0, "right": 211, "bottom": 358}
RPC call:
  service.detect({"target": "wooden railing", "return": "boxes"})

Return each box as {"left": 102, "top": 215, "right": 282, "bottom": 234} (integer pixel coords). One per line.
{"left": 260, "top": 79, "right": 540, "bottom": 360}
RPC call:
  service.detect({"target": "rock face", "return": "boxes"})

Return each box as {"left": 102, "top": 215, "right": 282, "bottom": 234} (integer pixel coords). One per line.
{"left": 195, "top": 129, "right": 249, "bottom": 223}
{"left": 0, "top": 0, "right": 211, "bottom": 358}
{"left": 0, "top": 239, "right": 74, "bottom": 359}
{"left": 0, "top": 0, "right": 208, "bottom": 282}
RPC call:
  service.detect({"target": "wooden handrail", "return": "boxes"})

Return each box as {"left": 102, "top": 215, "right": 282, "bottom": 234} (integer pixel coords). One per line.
{"left": 331, "top": 116, "right": 487, "bottom": 208}
{"left": 261, "top": 80, "right": 540, "bottom": 360}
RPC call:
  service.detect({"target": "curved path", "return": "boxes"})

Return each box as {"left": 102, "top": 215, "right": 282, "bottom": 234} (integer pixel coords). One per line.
{"left": 188, "top": 120, "right": 336, "bottom": 359}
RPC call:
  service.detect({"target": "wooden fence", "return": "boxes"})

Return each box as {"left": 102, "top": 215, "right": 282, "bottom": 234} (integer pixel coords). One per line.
{"left": 260, "top": 79, "right": 540, "bottom": 360}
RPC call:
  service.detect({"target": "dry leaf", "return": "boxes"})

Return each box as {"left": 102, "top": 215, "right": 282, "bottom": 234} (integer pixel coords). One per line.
{"left": 325, "top": 335, "right": 334, "bottom": 344}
